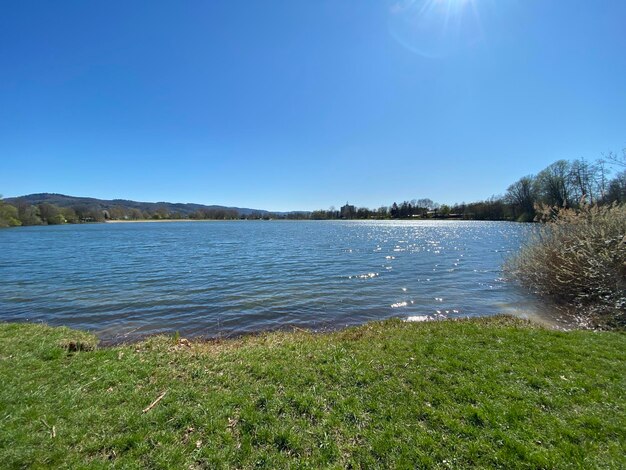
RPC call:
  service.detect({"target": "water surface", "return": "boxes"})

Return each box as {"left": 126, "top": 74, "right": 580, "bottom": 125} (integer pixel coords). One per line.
{"left": 0, "top": 220, "right": 547, "bottom": 341}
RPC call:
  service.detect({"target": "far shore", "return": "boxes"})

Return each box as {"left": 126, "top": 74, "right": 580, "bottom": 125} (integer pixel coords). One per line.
{"left": 104, "top": 218, "right": 240, "bottom": 223}
{"left": 103, "top": 218, "right": 473, "bottom": 224}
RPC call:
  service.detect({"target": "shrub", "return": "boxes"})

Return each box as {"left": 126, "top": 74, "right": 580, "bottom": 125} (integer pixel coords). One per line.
{"left": 506, "top": 203, "right": 626, "bottom": 329}
{"left": 0, "top": 201, "right": 21, "bottom": 227}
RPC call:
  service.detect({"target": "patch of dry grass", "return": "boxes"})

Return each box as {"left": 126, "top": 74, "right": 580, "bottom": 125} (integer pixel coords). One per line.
{"left": 506, "top": 203, "right": 626, "bottom": 328}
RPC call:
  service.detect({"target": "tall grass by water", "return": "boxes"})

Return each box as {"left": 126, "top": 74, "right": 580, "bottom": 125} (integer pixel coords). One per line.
{"left": 506, "top": 203, "right": 626, "bottom": 329}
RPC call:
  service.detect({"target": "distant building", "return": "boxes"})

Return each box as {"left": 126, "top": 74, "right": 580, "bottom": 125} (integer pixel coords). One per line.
{"left": 340, "top": 203, "right": 356, "bottom": 219}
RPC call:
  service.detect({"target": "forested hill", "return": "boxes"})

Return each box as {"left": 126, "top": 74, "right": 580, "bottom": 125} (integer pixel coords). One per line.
{"left": 4, "top": 193, "right": 270, "bottom": 218}
{"left": 2, "top": 153, "right": 625, "bottom": 227}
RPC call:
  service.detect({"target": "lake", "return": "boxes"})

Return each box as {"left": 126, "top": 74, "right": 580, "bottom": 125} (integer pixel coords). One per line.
{"left": 0, "top": 220, "right": 548, "bottom": 342}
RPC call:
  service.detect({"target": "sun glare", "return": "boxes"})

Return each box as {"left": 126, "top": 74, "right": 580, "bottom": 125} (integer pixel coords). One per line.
{"left": 389, "top": 0, "right": 483, "bottom": 58}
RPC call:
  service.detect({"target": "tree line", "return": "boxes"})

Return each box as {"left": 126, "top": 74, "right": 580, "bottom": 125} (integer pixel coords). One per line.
{"left": 0, "top": 200, "right": 294, "bottom": 227}
{"left": 312, "top": 151, "right": 626, "bottom": 221}
{"left": 502, "top": 153, "right": 624, "bottom": 220}
{"left": 1, "top": 150, "right": 625, "bottom": 228}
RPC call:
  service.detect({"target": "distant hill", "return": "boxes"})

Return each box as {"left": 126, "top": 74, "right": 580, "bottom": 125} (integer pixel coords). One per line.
{"left": 4, "top": 193, "right": 274, "bottom": 217}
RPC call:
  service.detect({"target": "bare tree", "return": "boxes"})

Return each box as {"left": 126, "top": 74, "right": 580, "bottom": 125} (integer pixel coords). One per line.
{"left": 596, "top": 159, "right": 611, "bottom": 201}
{"left": 416, "top": 198, "right": 438, "bottom": 210}
{"left": 605, "top": 170, "right": 626, "bottom": 204}
{"left": 603, "top": 148, "right": 626, "bottom": 168}
{"left": 506, "top": 175, "right": 536, "bottom": 219}
{"left": 535, "top": 160, "right": 572, "bottom": 207}
{"left": 569, "top": 158, "right": 599, "bottom": 204}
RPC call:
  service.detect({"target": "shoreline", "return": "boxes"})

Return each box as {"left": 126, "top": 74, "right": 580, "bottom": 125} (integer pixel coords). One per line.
{"left": 104, "top": 218, "right": 239, "bottom": 223}
{"left": 7, "top": 312, "right": 574, "bottom": 348}
{"left": 103, "top": 218, "right": 506, "bottom": 223}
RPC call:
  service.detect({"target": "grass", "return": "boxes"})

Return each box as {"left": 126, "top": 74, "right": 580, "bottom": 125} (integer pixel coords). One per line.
{"left": 0, "top": 316, "right": 624, "bottom": 469}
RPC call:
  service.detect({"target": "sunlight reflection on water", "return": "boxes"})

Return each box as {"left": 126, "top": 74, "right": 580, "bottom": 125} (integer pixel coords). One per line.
{"left": 0, "top": 220, "right": 552, "bottom": 341}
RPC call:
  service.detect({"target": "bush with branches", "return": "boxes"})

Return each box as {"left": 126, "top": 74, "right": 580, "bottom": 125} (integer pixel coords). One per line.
{"left": 506, "top": 203, "right": 626, "bottom": 329}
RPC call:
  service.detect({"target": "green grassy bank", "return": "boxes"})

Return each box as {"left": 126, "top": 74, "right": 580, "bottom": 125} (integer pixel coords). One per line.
{"left": 1, "top": 317, "right": 624, "bottom": 469}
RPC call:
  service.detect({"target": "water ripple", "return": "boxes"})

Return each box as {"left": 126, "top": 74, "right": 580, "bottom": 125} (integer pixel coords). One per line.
{"left": 0, "top": 220, "right": 548, "bottom": 340}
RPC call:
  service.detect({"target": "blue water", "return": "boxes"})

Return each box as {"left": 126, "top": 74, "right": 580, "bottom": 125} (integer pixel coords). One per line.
{"left": 0, "top": 220, "right": 546, "bottom": 341}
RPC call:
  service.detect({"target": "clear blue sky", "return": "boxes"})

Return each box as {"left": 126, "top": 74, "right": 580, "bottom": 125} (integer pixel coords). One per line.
{"left": 1, "top": 1, "right": 625, "bottom": 211}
